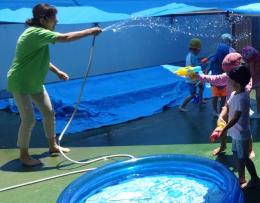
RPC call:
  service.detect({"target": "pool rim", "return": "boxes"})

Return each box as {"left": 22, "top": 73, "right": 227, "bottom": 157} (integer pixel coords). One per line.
{"left": 57, "top": 154, "right": 244, "bottom": 203}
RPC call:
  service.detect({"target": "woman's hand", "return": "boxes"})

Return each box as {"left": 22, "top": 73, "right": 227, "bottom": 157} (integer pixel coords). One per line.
{"left": 90, "top": 27, "right": 102, "bottom": 35}
{"left": 49, "top": 63, "right": 69, "bottom": 80}
{"left": 57, "top": 71, "right": 69, "bottom": 80}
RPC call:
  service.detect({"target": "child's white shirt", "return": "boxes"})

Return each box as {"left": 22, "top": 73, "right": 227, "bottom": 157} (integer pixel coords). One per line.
{"left": 227, "top": 91, "right": 251, "bottom": 140}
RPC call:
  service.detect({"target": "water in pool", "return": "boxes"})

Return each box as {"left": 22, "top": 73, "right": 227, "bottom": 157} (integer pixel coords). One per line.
{"left": 85, "top": 175, "right": 224, "bottom": 203}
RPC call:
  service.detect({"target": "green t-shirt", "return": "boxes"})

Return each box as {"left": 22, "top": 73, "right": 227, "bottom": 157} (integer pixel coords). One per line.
{"left": 7, "top": 26, "right": 60, "bottom": 94}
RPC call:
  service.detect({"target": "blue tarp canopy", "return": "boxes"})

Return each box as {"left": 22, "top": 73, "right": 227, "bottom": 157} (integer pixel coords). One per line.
{"left": 0, "top": 0, "right": 260, "bottom": 24}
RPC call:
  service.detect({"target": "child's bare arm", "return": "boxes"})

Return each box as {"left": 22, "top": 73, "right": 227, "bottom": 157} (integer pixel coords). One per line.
{"left": 218, "top": 105, "right": 228, "bottom": 123}
{"left": 221, "top": 110, "right": 241, "bottom": 134}
{"left": 195, "top": 73, "right": 227, "bottom": 86}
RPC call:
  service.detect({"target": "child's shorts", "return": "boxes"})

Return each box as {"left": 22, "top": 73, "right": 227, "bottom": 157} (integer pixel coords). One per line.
{"left": 211, "top": 86, "right": 227, "bottom": 97}
{"left": 232, "top": 139, "right": 250, "bottom": 159}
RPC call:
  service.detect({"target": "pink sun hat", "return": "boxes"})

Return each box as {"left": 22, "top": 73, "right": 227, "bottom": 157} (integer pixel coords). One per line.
{"left": 222, "top": 53, "right": 242, "bottom": 72}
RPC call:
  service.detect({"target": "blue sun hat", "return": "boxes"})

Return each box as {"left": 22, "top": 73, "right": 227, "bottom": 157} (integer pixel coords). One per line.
{"left": 221, "top": 33, "right": 233, "bottom": 45}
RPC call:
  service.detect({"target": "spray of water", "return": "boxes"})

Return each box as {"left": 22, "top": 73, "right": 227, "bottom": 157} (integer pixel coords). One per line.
{"left": 102, "top": 17, "right": 171, "bottom": 33}
{"left": 102, "top": 14, "right": 251, "bottom": 42}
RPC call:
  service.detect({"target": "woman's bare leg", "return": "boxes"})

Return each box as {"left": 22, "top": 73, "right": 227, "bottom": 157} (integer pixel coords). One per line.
{"left": 13, "top": 93, "right": 42, "bottom": 166}
{"left": 31, "top": 90, "right": 70, "bottom": 153}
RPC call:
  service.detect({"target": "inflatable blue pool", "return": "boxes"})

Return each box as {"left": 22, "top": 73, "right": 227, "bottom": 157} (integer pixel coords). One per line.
{"left": 57, "top": 154, "right": 243, "bottom": 203}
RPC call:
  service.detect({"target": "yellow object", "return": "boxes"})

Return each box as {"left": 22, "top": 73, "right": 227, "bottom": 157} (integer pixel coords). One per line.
{"left": 217, "top": 118, "right": 226, "bottom": 129}
{"left": 174, "top": 66, "right": 200, "bottom": 79}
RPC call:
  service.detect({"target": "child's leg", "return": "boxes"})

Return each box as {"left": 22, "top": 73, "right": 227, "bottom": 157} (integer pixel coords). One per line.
{"left": 211, "top": 86, "right": 219, "bottom": 116}
{"left": 236, "top": 139, "right": 260, "bottom": 188}
{"left": 249, "top": 137, "right": 255, "bottom": 159}
{"left": 256, "top": 86, "right": 260, "bottom": 114}
{"left": 179, "top": 84, "right": 196, "bottom": 111}
{"left": 235, "top": 154, "right": 246, "bottom": 184}
{"left": 180, "top": 95, "right": 194, "bottom": 110}
{"left": 212, "top": 132, "right": 227, "bottom": 156}
{"left": 31, "top": 90, "right": 70, "bottom": 153}
{"left": 211, "top": 97, "right": 219, "bottom": 115}
{"left": 198, "top": 83, "right": 206, "bottom": 105}
{"left": 243, "top": 158, "right": 259, "bottom": 182}
{"left": 220, "top": 96, "right": 226, "bottom": 110}
{"left": 232, "top": 140, "right": 246, "bottom": 184}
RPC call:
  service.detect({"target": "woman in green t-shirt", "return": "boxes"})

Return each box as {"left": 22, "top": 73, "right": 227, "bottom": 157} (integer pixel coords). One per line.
{"left": 7, "top": 3, "right": 102, "bottom": 166}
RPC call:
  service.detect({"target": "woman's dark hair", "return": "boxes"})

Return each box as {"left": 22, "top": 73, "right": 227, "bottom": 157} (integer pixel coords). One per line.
{"left": 26, "top": 3, "right": 57, "bottom": 27}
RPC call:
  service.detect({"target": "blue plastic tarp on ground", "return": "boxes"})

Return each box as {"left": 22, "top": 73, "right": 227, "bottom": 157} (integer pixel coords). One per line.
{"left": 0, "top": 0, "right": 259, "bottom": 24}
{"left": 0, "top": 65, "right": 211, "bottom": 134}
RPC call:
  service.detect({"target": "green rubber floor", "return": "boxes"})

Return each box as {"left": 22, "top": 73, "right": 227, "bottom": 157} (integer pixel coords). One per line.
{"left": 0, "top": 98, "right": 260, "bottom": 203}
